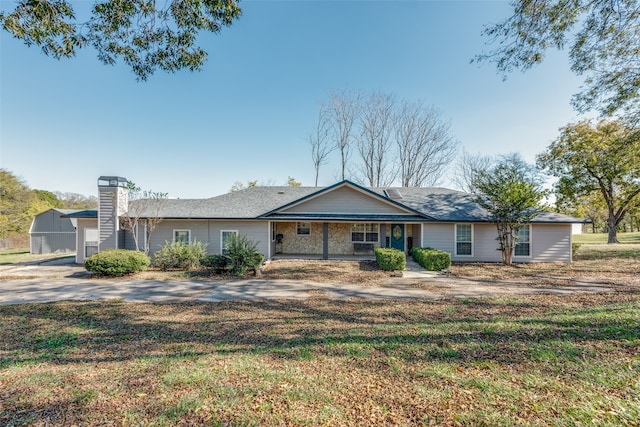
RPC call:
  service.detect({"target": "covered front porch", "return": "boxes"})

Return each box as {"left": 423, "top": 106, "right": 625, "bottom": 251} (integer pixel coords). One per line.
{"left": 269, "top": 221, "right": 422, "bottom": 260}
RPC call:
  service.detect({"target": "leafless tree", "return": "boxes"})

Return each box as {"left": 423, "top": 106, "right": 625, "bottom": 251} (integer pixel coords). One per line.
{"left": 329, "top": 90, "right": 360, "bottom": 181}
{"left": 308, "top": 105, "right": 334, "bottom": 186}
{"left": 451, "top": 149, "right": 494, "bottom": 193}
{"left": 395, "top": 101, "right": 459, "bottom": 187}
{"left": 120, "top": 181, "right": 168, "bottom": 255}
{"left": 356, "top": 92, "right": 397, "bottom": 187}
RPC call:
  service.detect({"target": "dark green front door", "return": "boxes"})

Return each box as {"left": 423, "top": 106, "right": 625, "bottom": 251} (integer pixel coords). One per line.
{"left": 390, "top": 224, "right": 404, "bottom": 251}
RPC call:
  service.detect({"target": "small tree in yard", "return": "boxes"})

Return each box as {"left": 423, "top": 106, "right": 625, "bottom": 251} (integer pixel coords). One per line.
{"left": 469, "top": 154, "right": 547, "bottom": 265}
{"left": 120, "top": 181, "right": 168, "bottom": 255}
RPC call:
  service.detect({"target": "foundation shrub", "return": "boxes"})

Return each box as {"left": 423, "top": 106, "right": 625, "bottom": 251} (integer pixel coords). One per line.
{"left": 374, "top": 247, "right": 406, "bottom": 271}
{"left": 224, "top": 233, "right": 264, "bottom": 275}
{"left": 153, "top": 240, "right": 208, "bottom": 270}
{"left": 411, "top": 247, "right": 451, "bottom": 271}
{"left": 201, "top": 254, "right": 232, "bottom": 274}
{"left": 84, "top": 249, "right": 150, "bottom": 276}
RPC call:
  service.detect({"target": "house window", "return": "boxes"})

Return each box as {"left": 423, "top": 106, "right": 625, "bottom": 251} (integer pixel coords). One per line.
{"left": 514, "top": 225, "right": 531, "bottom": 257}
{"left": 351, "top": 224, "right": 379, "bottom": 243}
{"left": 85, "top": 228, "right": 99, "bottom": 258}
{"left": 174, "top": 229, "right": 191, "bottom": 244}
{"left": 455, "top": 224, "right": 473, "bottom": 256}
{"left": 221, "top": 230, "right": 238, "bottom": 255}
{"left": 296, "top": 222, "right": 311, "bottom": 236}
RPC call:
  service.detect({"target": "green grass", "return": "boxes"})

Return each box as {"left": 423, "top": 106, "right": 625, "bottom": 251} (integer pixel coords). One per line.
{"left": 573, "top": 231, "right": 640, "bottom": 244}
{"left": 575, "top": 242, "right": 640, "bottom": 260}
{"left": 0, "top": 248, "right": 73, "bottom": 265}
{"left": 1, "top": 294, "right": 639, "bottom": 426}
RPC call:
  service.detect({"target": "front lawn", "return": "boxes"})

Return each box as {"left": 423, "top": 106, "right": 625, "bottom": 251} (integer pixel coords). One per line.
{"left": 1, "top": 294, "right": 638, "bottom": 426}
{"left": 450, "top": 243, "right": 640, "bottom": 287}
{"left": 0, "top": 248, "right": 73, "bottom": 266}
{"left": 573, "top": 231, "right": 640, "bottom": 244}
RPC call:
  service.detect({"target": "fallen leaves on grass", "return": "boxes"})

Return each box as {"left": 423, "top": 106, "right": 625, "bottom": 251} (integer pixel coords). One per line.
{"left": 1, "top": 294, "right": 639, "bottom": 426}
{"left": 261, "top": 259, "right": 391, "bottom": 286}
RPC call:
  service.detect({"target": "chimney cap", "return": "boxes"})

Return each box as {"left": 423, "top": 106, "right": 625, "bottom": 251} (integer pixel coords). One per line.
{"left": 98, "top": 176, "right": 128, "bottom": 187}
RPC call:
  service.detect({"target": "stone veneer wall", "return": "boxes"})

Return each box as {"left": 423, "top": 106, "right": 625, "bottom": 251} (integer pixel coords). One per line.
{"left": 328, "top": 223, "right": 355, "bottom": 255}
{"left": 277, "top": 222, "right": 383, "bottom": 255}
{"left": 278, "top": 222, "right": 321, "bottom": 254}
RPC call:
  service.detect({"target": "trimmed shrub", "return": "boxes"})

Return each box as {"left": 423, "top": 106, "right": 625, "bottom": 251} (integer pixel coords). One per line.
{"left": 411, "top": 247, "right": 451, "bottom": 271}
{"left": 201, "top": 254, "right": 232, "bottom": 274}
{"left": 85, "top": 249, "right": 150, "bottom": 276}
{"left": 225, "top": 233, "right": 264, "bottom": 275}
{"left": 153, "top": 239, "right": 208, "bottom": 270}
{"left": 374, "top": 247, "right": 406, "bottom": 271}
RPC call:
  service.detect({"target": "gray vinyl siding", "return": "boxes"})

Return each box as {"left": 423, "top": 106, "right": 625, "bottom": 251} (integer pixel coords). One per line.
{"left": 30, "top": 233, "right": 76, "bottom": 254}
{"left": 123, "top": 230, "right": 136, "bottom": 250}
{"left": 520, "top": 224, "right": 572, "bottom": 262}
{"left": 423, "top": 222, "right": 572, "bottom": 263}
{"left": 30, "top": 209, "right": 76, "bottom": 233}
{"left": 29, "top": 209, "right": 77, "bottom": 254}
{"left": 422, "top": 223, "right": 455, "bottom": 255}
{"left": 472, "top": 224, "right": 503, "bottom": 262}
{"left": 98, "top": 187, "right": 118, "bottom": 251}
{"left": 423, "top": 223, "right": 501, "bottom": 262}
{"left": 146, "top": 220, "right": 270, "bottom": 258}
{"left": 75, "top": 219, "right": 98, "bottom": 264}
{"left": 282, "top": 186, "right": 411, "bottom": 215}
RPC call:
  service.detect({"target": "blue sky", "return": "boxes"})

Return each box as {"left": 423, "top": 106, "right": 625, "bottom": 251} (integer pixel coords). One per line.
{"left": 1, "top": 1, "right": 585, "bottom": 199}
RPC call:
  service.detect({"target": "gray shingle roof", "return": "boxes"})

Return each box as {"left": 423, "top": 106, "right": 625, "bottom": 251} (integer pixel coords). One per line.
{"left": 60, "top": 209, "right": 98, "bottom": 218}
{"left": 132, "top": 186, "right": 317, "bottom": 219}
{"left": 123, "top": 181, "right": 586, "bottom": 224}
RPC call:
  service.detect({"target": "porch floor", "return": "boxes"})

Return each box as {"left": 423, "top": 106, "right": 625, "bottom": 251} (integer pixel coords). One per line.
{"left": 271, "top": 253, "right": 376, "bottom": 261}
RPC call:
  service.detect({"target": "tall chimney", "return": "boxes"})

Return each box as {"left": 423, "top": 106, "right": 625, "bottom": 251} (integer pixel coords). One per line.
{"left": 97, "top": 176, "right": 128, "bottom": 251}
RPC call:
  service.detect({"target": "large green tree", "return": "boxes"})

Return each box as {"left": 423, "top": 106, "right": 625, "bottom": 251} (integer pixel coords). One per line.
{"left": 468, "top": 154, "right": 547, "bottom": 265}
{"left": 1, "top": 0, "right": 242, "bottom": 80}
{"left": 477, "top": 0, "right": 640, "bottom": 118}
{"left": 0, "top": 169, "right": 55, "bottom": 246}
{"left": 537, "top": 119, "right": 640, "bottom": 243}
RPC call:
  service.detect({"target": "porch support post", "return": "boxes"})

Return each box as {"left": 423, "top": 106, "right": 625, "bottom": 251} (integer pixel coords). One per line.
{"left": 322, "top": 223, "right": 329, "bottom": 260}
{"left": 380, "top": 224, "right": 387, "bottom": 247}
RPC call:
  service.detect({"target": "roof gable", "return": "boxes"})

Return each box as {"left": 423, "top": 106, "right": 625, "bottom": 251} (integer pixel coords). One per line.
{"left": 263, "top": 181, "right": 431, "bottom": 219}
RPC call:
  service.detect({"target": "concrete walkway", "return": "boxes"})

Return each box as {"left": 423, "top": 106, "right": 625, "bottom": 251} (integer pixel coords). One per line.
{"left": 0, "top": 257, "right": 617, "bottom": 306}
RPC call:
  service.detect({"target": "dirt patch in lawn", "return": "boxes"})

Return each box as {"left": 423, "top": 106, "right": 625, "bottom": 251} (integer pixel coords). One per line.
{"left": 260, "top": 259, "right": 391, "bottom": 286}
{"left": 450, "top": 255, "right": 640, "bottom": 289}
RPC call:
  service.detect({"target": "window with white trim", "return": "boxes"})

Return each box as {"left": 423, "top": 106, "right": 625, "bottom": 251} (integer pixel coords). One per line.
{"left": 514, "top": 225, "right": 531, "bottom": 257}
{"left": 174, "top": 229, "right": 191, "bottom": 244}
{"left": 351, "top": 224, "right": 379, "bottom": 243}
{"left": 455, "top": 224, "right": 473, "bottom": 256}
{"left": 221, "top": 230, "right": 238, "bottom": 255}
{"left": 296, "top": 222, "right": 311, "bottom": 236}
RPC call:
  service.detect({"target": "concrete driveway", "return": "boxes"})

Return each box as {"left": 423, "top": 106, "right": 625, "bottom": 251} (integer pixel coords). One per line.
{"left": 0, "top": 258, "right": 616, "bottom": 305}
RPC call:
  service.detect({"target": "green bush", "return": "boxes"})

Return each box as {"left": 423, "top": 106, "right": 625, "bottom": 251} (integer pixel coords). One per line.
{"left": 411, "top": 247, "right": 451, "bottom": 271}
{"left": 201, "top": 254, "right": 232, "bottom": 274}
{"left": 153, "top": 239, "right": 208, "bottom": 270}
{"left": 572, "top": 242, "right": 582, "bottom": 258}
{"left": 85, "top": 249, "right": 150, "bottom": 276}
{"left": 224, "top": 233, "right": 264, "bottom": 275}
{"left": 374, "top": 247, "right": 406, "bottom": 271}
